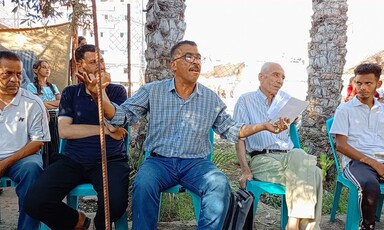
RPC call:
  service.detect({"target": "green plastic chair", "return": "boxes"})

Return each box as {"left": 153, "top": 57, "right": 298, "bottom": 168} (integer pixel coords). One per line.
{"left": 143, "top": 128, "right": 214, "bottom": 222}
{"left": 41, "top": 127, "right": 130, "bottom": 230}
{"left": 245, "top": 122, "right": 301, "bottom": 230}
{"left": 326, "top": 117, "right": 384, "bottom": 229}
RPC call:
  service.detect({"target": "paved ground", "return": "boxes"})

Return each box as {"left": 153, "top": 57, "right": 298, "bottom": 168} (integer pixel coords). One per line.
{"left": 3, "top": 186, "right": 383, "bottom": 230}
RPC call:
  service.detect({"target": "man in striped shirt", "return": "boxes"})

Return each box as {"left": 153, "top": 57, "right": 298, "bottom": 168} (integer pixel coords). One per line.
{"left": 234, "top": 62, "right": 323, "bottom": 230}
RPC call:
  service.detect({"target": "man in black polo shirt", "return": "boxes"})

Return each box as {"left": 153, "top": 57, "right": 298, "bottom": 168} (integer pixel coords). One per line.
{"left": 25, "top": 44, "right": 130, "bottom": 229}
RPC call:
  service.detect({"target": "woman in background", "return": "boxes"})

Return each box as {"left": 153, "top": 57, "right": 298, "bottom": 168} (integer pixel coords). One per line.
{"left": 27, "top": 60, "right": 61, "bottom": 167}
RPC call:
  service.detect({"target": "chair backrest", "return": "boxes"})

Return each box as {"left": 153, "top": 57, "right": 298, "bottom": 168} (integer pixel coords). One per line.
{"left": 325, "top": 117, "right": 342, "bottom": 176}
{"left": 144, "top": 128, "right": 214, "bottom": 160}
{"left": 289, "top": 122, "right": 301, "bottom": 149}
{"left": 59, "top": 126, "right": 130, "bottom": 156}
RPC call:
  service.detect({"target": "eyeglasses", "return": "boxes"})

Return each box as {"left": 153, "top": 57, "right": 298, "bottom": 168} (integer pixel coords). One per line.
{"left": 172, "top": 53, "right": 205, "bottom": 63}
{"left": 0, "top": 71, "right": 22, "bottom": 79}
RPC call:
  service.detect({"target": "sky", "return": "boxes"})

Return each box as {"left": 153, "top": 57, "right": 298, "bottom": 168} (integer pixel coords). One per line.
{"left": 184, "top": 0, "right": 384, "bottom": 68}
{"left": 183, "top": 0, "right": 384, "bottom": 100}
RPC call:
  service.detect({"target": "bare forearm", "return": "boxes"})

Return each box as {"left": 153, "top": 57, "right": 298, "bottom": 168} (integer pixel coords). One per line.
{"left": 102, "top": 92, "right": 116, "bottom": 119}
{"left": 89, "top": 90, "right": 116, "bottom": 120}
{"left": 1, "top": 141, "right": 43, "bottom": 170}
{"left": 337, "top": 143, "right": 367, "bottom": 161}
{"left": 59, "top": 124, "right": 106, "bottom": 139}
{"left": 235, "top": 141, "right": 251, "bottom": 173}
{"left": 44, "top": 100, "right": 60, "bottom": 109}
{"left": 239, "top": 123, "right": 267, "bottom": 138}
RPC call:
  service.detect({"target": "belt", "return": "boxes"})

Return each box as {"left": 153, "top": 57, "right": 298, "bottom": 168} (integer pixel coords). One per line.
{"left": 150, "top": 152, "right": 164, "bottom": 157}
{"left": 249, "top": 149, "right": 288, "bottom": 158}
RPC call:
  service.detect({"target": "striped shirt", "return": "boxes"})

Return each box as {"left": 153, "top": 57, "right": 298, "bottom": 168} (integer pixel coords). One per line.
{"left": 109, "top": 78, "right": 242, "bottom": 158}
{"left": 233, "top": 89, "right": 293, "bottom": 152}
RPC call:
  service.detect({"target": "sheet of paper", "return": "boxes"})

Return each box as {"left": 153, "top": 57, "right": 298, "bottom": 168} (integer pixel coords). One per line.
{"left": 267, "top": 96, "right": 309, "bottom": 123}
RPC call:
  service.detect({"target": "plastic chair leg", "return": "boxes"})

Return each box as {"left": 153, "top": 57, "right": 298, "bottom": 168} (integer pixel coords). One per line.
{"left": 375, "top": 194, "right": 384, "bottom": 222}
{"left": 188, "top": 189, "right": 201, "bottom": 222}
{"left": 67, "top": 194, "right": 80, "bottom": 209}
{"left": 280, "top": 195, "right": 288, "bottom": 230}
{"left": 114, "top": 211, "right": 129, "bottom": 230}
{"left": 40, "top": 223, "right": 51, "bottom": 230}
{"left": 345, "top": 189, "right": 360, "bottom": 230}
{"left": 251, "top": 191, "right": 263, "bottom": 218}
{"left": 330, "top": 182, "right": 343, "bottom": 222}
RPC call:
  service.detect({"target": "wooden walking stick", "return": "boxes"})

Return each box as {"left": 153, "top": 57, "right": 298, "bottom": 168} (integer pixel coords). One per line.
{"left": 90, "top": 1, "right": 111, "bottom": 228}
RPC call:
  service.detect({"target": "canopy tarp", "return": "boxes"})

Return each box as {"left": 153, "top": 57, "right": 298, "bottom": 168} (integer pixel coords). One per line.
{"left": 0, "top": 22, "right": 71, "bottom": 91}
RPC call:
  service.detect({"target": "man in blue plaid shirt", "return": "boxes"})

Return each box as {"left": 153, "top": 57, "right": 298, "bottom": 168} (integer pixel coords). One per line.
{"left": 81, "top": 40, "right": 289, "bottom": 230}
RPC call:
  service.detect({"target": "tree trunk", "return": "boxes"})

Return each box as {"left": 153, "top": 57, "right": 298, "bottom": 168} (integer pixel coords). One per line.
{"left": 130, "top": 0, "right": 186, "bottom": 157}
{"left": 144, "top": 0, "right": 186, "bottom": 83}
{"left": 301, "top": 0, "right": 348, "bottom": 159}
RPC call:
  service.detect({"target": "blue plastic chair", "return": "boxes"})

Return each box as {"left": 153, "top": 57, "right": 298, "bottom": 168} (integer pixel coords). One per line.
{"left": 143, "top": 129, "right": 214, "bottom": 222}
{"left": 326, "top": 117, "right": 384, "bottom": 229}
{"left": 0, "top": 176, "right": 16, "bottom": 187}
{"left": 42, "top": 128, "right": 130, "bottom": 230}
{"left": 245, "top": 122, "right": 301, "bottom": 230}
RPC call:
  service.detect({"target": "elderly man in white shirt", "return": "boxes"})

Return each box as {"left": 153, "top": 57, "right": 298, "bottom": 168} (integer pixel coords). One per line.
{"left": 234, "top": 62, "right": 323, "bottom": 230}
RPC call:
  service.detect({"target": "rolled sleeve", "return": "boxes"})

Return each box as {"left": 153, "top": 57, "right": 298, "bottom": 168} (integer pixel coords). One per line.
{"left": 107, "top": 102, "right": 127, "bottom": 126}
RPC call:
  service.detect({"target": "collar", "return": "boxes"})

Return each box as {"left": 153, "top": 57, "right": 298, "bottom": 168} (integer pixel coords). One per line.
{"left": 351, "top": 96, "right": 381, "bottom": 110}
{"left": 9, "top": 88, "right": 24, "bottom": 106}
{"left": 168, "top": 78, "right": 202, "bottom": 96}
{"left": 76, "top": 83, "right": 91, "bottom": 97}
{"left": 256, "top": 88, "right": 269, "bottom": 106}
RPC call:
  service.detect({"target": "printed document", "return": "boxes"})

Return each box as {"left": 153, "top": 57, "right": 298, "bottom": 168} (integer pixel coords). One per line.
{"left": 267, "top": 92, "right": 309, "bottom": 123}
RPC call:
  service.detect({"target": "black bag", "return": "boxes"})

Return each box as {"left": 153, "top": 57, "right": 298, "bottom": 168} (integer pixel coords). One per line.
{"left": 223, "top": 188, "right": 254, "bottom": 230}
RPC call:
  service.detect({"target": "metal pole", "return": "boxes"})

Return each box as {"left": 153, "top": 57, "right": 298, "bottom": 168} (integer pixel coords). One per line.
{"left": 90, "top": 1, "right": 111, "bottom": 229}
{"left": 127, "top": 3, "right": 132, "bottom": 97}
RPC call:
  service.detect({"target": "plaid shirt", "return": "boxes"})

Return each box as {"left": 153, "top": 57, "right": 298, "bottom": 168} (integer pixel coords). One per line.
{"left": 110, "top": 78, "right": 242, "bottom": 158}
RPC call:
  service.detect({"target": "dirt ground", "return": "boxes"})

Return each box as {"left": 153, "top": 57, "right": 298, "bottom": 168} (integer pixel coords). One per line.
{"left": 2, "top": 186, "right": 383, "bottom": 230}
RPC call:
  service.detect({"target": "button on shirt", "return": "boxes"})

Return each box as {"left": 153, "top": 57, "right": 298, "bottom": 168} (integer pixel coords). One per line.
{"left": 233, "top": 89, "right": 293, "bottom": 152}
{"left": 108, "top": 78, "right": 242, "bottom": 158}
{"left": 0, "top": 88, "right": 50, "bottom": 159}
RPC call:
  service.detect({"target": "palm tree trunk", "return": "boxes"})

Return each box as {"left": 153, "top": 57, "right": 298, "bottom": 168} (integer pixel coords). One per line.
{"left": 130, "top": 0, "right": 186, "bottom": 160}
{"left": 301, "top": 0, "right": 348, "bottom": 160}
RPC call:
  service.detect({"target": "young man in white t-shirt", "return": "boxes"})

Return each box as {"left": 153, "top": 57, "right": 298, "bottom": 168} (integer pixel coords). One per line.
{"left": 331, "top": 63, "right": 384, "bottom": 230}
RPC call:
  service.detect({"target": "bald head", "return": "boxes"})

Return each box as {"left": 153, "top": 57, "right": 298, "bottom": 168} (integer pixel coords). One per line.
{"left": 258, "top": 62, "right": 285, "bottom": 100}
{"left": 260, "top": 62, "right": 283, "bottom": 75}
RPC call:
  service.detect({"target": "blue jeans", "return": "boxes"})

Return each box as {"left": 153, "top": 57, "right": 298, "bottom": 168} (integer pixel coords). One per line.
{"left": 5, "top": 153, "right": 43, "bottom": 230}
{"left": 132, "top": 156, "right": 231, "bottom": 230}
